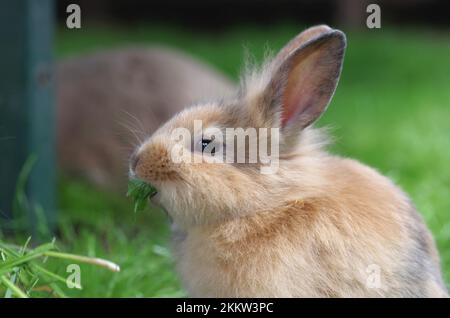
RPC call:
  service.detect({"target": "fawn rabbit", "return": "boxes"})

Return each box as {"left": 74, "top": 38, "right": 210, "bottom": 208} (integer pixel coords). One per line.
{"left": 130, "top": 26, "right": 447, "bottom": 297}
{"left": 57, "top": 47, "right": 234, "bottom": 191}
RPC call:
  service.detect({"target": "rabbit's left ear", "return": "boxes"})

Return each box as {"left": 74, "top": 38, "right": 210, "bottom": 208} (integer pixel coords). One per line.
{"left": 261, "top": 28, "right": 346, "bottom": 148}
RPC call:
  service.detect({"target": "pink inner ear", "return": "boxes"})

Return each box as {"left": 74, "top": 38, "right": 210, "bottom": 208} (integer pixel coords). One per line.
{"left": 280, "top": 51, "right": 320, "bottom": 127}
{"left": 281, "top": 80, "right": 306, "bottom": 127}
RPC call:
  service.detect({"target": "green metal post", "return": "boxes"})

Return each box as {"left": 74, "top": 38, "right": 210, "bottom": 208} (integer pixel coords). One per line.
{"left": 0, "top": 0, "right": 56, "bottom": 234}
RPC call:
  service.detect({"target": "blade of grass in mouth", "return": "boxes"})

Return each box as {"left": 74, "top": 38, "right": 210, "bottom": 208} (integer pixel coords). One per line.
{"left": 127, "top": 178, "right": 158, "bottom": 213}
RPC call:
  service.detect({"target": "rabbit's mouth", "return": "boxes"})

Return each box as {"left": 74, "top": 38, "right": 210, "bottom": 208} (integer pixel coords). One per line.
{"left": 148, "top": 186, "right": 158, "bottom": 198}
{"left": 149, "top": 190, "right": 160, "bottom": 203}
{"left": 150, "top": 191, "right": 175, "bottom": 223}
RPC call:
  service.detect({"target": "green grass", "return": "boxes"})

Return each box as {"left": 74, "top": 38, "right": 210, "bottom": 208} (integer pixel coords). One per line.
{"left": 54, "top": 180, "right": 183, "bottom": 297}
{"left": 9, "top": 23, "right": 449, "bottom": 297}
{"left": 0, "top": 238, "right": 122, "bottom": 297}
{"left": 127, "top": 179, "right": 158, "bottom": 214}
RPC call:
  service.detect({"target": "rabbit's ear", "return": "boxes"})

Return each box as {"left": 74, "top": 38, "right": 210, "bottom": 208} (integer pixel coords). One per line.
{"left": 272, "top": 25, "right": 333, "bottom": 67}
{"left": 263, "top": 29, "right": 346, "bottom": 148}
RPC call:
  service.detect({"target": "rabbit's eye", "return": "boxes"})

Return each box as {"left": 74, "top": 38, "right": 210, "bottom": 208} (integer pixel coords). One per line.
{"left": 201, "top": 138, "right": 215, "bottom": 154}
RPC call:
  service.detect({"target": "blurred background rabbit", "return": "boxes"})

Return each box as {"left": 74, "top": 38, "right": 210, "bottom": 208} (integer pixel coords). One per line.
{"left": 57, "top": 47, "right": 234, "bottom": 191}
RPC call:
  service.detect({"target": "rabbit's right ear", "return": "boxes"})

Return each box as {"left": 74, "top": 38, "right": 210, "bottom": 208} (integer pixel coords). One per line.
{"left": 256, "top": 28, "right": 346, "bottom": 151}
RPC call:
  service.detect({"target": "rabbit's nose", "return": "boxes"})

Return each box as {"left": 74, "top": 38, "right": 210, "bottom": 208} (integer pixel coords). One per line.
{"left": 130, "top": 152, "right": 140, "bottom": 172}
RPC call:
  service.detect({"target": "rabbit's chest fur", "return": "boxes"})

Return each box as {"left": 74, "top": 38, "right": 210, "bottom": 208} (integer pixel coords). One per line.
{"left": 172, "top": 157, "right": 447, "bottom": 297}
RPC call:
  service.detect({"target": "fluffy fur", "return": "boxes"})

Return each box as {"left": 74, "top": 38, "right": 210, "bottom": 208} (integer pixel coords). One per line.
{"left": 131, "top": 25, "right": 447, "bottom": 297}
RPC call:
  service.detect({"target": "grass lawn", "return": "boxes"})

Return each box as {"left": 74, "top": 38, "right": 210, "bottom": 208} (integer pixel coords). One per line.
{"left": 12, "top": 23, "right": 450, "bottom": 297}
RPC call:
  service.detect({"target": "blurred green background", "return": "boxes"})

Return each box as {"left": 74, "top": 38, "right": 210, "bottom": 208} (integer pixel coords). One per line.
{"left": 52, "top": 24, "right": 450, "bottom": 296}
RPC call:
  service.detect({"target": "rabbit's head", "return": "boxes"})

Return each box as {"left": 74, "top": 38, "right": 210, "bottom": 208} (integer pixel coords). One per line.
{"left": 130, "top": 25, "right": 346, "bottom": 228}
